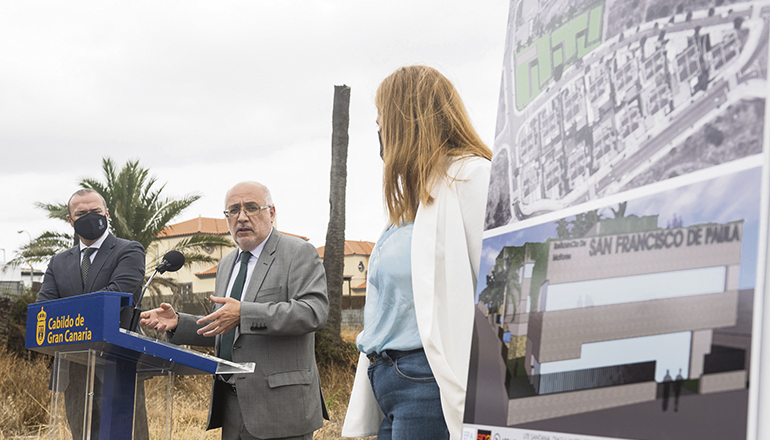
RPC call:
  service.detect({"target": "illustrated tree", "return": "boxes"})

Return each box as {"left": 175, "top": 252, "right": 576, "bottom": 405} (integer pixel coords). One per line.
{"left": 568, "top": 209, "right": 601, "bottom": 238}
{"left": 479, "top": 246, "right": 525, "bottom": 320}
{"left": 611, "top": 201, "right": 628, "bottom": 219}
{"left": 555, "top": 218, "right": 571, "bottom": 239}
{"left": 554, "top": 202, "right": 628, "bottom": 239}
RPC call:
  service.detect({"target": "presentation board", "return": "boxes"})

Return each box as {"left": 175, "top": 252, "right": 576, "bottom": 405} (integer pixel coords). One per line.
{"left": 464, "top": 1, "right": 770, "bottom": 439}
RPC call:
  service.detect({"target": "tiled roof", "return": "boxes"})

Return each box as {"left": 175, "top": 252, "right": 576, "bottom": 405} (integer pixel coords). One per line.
{"left": 353, "top": 280, "right": 367, "bottom": 290}
{"left": 158, "top": 216, "right": 229, "bottom": 238}
{"left": 195, "top": 265, "right": 218, "bottom": 277}
{"left": 158, "top": 216, "right": 309, "bottom": 241}
{"left": 317, "top": 240, "right": 375, "bottom": 258}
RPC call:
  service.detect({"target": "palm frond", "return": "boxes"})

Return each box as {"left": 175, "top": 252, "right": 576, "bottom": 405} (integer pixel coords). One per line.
{"left": 73, "top": 157, "right": 203, "bottom": 250}
{"left": 146, "top": 234, "right": 233, "bottom": 269}
{"left": 34, "top": 202, "right": 69, "bottom": 221}
{"left": 8, "top": 231, "right": 73, "bottom": 266}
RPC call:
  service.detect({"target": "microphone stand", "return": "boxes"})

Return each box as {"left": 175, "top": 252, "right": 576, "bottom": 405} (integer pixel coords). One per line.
{"left": 128, "top": 267, "right": 163, "bottom": 332}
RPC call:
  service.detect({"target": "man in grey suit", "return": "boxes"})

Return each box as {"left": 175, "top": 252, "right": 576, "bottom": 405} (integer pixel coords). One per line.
{"left": 37, "top": 188, "right": 148, "bottom": 439}
{"left": 141, "top": 181, "right": 328, "bottom": 440}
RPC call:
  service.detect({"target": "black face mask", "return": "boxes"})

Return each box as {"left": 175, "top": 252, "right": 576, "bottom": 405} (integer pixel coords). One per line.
{"left": 73, "top": 212, "right": 108, "bottom": 240}
{"left": 378, "top": 130, "right": 384, "bottom": 160}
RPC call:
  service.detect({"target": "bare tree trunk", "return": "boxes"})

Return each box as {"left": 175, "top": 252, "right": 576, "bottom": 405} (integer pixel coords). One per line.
{"left": 321, "top": 85, "right": 350, "bottom": 343}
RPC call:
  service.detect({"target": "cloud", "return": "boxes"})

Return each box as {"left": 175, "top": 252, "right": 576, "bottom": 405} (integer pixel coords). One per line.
{"left": 0, "top": 0, "right": 509, "bottom": 262}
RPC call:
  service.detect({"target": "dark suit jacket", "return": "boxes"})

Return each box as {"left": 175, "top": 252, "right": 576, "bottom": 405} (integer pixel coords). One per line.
{"left": 36, "top": 232, "right": 147, "bottom": 439}
{"left": 171, "top": 229, "right": 329, "bottom": 439}
{"left": 36, "top": 232, "right": 146, "bottom": 329}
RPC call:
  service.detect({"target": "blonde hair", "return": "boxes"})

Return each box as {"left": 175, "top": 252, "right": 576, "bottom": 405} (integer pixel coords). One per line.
{"left": 376, "top": 65, "right": 492, "bottom": 225}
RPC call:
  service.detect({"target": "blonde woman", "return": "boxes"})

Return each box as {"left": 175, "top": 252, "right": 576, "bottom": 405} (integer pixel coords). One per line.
{"left": 342, "top": 65, "right": 492, "bottom": 440}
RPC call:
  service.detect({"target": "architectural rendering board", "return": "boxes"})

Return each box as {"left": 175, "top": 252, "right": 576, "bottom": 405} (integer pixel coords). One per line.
{"left": 465, "top": 1, "right": 770, "bottom": 439}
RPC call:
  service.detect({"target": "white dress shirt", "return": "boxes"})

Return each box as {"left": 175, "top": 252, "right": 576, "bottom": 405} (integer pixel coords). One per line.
{"left": 225, "top": 229, "right": 272, "bottom": 299}
{"left": 78, "top": 230, "right": 110, "bottom": 264}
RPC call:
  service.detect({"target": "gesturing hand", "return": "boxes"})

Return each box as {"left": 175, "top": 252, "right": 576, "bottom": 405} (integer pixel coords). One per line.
{"left": 196, "top": 296, "right": 242, "bottom": 337}
{"left": 139, "top": 303, "right": 179, "bottom": 332}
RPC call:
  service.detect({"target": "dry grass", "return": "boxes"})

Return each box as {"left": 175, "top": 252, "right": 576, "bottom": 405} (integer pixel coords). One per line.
{"left": 0, "top": 330, "right": 373, "bottom": 440}
{"left": 144, "top": 374, "right": 221, "bottom": 439}
{"left": 0, "top": 349, "right": 51, "bottom": 440}
{"left": 315, "top": 329, "right": 373, "bottom": 440}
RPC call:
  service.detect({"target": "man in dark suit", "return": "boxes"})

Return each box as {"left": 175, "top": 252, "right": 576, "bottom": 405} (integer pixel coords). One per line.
{"left": 141, "top": 181, "right": 328, "bottom": 440}
{"left": 37, "top": 188, "right": 147, "bottom": 440}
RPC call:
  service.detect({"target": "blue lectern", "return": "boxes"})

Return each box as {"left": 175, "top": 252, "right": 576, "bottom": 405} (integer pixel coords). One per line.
{"left": 26, "top": 291, "right": 254, "bottom": 440}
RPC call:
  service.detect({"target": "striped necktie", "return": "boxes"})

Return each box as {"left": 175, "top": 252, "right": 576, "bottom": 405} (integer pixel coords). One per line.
{"left": 81, "top": 248, "right": 97, "bottom": 286}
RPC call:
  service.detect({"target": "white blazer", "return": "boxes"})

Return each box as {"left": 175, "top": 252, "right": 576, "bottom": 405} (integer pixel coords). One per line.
{"left": 342, "top": 156, "right": 491, "bottom": 440}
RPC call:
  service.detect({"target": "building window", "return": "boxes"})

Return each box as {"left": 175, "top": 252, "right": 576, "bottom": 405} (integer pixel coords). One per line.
{"left": 180, "top": 282, "right": 193, "bottom": 298}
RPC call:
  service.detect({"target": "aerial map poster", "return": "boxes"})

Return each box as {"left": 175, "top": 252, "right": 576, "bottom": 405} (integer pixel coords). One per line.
{"left": 464, "top": 1, "right": 770, "bottom": 439}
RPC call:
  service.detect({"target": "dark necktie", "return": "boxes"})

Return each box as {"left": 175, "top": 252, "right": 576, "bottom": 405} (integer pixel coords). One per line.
{"left": 220, "top": 251, "right": 251, "bottom": 361}
{"left": 81, "top": 248, "right": 97, "bottom": 286}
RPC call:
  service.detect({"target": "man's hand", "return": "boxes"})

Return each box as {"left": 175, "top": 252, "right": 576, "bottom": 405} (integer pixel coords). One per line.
{"left": 139, "top": 303, "right": 179, "bottom": 332}
{"left": 196, "top": 296, "right": 241, "bottom": 336}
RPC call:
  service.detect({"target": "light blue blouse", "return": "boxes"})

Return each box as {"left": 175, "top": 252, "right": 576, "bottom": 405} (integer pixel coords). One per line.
{"left": 356, "top": 223, "right": 422, "bottom": 355}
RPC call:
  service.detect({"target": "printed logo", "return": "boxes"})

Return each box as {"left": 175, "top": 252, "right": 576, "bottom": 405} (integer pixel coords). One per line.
{"left": 477, "top": 430, "right": 492, "bottom": 440}
{"left": 36, "top": 307, "right": 46, "bottom": 345}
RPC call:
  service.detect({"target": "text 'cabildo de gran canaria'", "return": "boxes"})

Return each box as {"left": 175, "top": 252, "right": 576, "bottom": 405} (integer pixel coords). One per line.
{"left": 47, "top": 313, "right": 92, "bottom": 344}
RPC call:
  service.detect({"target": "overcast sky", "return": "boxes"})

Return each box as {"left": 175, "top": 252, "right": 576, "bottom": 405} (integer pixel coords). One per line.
{"left": 0, "top": 0, "right": 510, "bottom": 267}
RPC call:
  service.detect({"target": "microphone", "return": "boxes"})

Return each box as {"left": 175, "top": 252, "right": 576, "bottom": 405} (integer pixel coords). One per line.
{"left": 129, "top": 251, "right": 186, "bottom": 331}
{"left": 156, "top": 250, "right": 185, "bottom": 274}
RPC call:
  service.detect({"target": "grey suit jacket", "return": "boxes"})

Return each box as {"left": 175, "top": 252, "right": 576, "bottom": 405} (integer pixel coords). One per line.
{"left": 171, "top": 229, "right": 329, "bottom": 439}
{"left": 36, "top": 232, "right": 146, "bottom": 329}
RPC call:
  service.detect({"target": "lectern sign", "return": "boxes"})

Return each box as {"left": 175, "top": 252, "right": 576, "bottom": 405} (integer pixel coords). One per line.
{"left": 26, "top": 291, "right": 256, "bottom": 377}
{"left": 39, "top": 309, "right": 92, "bottom": 345}
{"left": 27, "top": 293, "right": 106, "bottom": 349}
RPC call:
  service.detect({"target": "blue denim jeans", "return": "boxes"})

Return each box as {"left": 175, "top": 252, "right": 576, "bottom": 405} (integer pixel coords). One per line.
{"left": 367, "top": 348, "right": 449, "bottom": 440}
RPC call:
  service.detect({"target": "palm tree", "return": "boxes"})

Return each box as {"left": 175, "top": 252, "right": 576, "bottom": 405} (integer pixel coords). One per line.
{"left": 11, "top": 231, "right": 74, "bottom": 265}
{"left": 317, "top": 85, "right": 351, "bottom": 362}
{"left": 10, "top": 157, "right": 232, "bottom": 290}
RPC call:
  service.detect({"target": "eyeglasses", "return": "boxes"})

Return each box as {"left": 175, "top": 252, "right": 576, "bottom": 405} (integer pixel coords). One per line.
{"left": 224, "top": 203, "right": 272, "bottom": 219}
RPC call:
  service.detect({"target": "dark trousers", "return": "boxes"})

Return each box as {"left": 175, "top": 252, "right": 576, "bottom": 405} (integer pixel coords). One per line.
{"left": 64, "top": 363, "right": 149, "bottom": 440}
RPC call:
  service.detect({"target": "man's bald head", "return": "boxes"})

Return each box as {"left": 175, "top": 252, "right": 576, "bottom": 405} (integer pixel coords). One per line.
{"left": 224, "top": 181, "right": 276, "bottom": 251}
